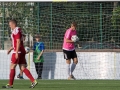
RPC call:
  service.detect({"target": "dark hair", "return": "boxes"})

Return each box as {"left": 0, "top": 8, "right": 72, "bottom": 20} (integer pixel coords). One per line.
{"left": 71, "top": 22, "right": 77, "bottom": 27}
{"left": 34, "top": 34, "right": 40, "bottom": 38}
{"left": 9, "top": 19, "right": 17, "bottom": 26}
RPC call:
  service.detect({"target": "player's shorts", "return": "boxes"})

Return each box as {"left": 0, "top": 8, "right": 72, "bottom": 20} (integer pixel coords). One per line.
{"left": 19, "top": 53, "right": 27, "bottom": 65}
{"left": 11, "top": 53, "right": 27, "bottom": 65}
{"left": 63, "top": 49, "right": 77, "bottom": 60}
{"left": 11, "top": 53, "right": 20, "bottom": 64}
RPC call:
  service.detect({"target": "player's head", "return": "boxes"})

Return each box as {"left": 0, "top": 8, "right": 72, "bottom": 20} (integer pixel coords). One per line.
{"left": 9, "top": 19, "right": 17, "bottom": 30}
{"left": 71, "top": 22, "right": 77, "bottom": 30}
{"left": 35, "top": 34, "right": 40, "bottom": 42}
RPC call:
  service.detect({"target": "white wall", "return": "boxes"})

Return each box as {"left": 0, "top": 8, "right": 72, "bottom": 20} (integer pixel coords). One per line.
{"left": 0, "top": 50, "right": 120, "bottom": 80}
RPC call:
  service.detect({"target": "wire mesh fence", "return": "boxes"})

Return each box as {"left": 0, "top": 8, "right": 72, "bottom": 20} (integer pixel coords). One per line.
{"left": 0, "top": 2, "right": 120, "bottom": 50}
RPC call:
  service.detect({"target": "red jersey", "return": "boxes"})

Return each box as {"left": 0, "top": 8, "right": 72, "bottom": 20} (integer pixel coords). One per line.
{"left": 11, "top": 27, "right": 26, "bottom": 54}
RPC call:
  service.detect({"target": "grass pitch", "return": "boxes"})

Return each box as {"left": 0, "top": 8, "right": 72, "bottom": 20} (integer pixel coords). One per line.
{"left": 0, "top": 80, "right": 120, "bottom": 90}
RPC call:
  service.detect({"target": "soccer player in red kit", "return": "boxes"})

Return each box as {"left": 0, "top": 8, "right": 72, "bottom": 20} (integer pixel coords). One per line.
{"left": 2, "top": 19, "right": 38, "bottom": 88}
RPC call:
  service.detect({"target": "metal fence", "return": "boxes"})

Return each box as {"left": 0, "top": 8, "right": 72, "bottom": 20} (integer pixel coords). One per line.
{"left": 0, "top": 2, "right": 120, "bottom": 50}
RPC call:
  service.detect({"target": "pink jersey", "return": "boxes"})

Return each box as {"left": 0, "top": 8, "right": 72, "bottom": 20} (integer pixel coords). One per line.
{"left": 11, "top": 27, "right": 26, "bottom": 54}
{"left": 63, "top": 28, "right": 77, "bottom": 51}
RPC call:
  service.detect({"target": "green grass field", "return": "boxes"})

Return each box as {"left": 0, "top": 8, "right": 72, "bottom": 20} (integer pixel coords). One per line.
{"left": 0, "top": 80, "right": 120, "bottom": 90}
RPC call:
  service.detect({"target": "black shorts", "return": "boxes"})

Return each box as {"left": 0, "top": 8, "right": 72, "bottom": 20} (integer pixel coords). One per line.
{"left": 63, "top": 49, "right": 77, "bottom": 60}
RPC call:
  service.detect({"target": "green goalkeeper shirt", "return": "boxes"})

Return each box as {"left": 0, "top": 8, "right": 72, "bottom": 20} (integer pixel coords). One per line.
{"left": 33, "top": 42, "right": 45, "bottom": 63}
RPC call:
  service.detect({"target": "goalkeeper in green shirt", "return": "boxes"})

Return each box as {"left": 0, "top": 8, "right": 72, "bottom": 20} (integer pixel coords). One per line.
{"left": 33, "top": 35, "right": 45, "bottom": 79}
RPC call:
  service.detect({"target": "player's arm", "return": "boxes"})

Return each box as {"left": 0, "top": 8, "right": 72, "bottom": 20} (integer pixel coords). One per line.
{"left": 7, "top": 47, "right": 14, "bottom": 54}
{"left": 15, "top": 31, "right": 21, "bottom": 59}
{"left": 15, "top": 39, "right": 20, "bottom": 59}
{"left": 16, "top": 39, "right": 21, "bottom": 54}
{"left": 15, "top": 28, "right": 23, "bottom": 59}
{"left": 65, "top": 29, "right": 74, "bottom": 43}
{"left": 37, "top": 43, "right": 45, "bottom": 60}
{"left": 65, "top": 38, "right": 74, "bottom": 43}
{"left": 37, "top": 50, "right": 44, "bottom": 60}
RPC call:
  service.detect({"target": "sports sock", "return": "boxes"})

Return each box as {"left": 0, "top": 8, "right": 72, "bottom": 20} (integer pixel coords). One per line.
{"left": 9, "top": 69, "right": 15, "bottom": 86}
{"left": 70, "top": 63, "right": 76, "bottom": 75}
{"left": 66, "top": 64, "right": 70, "bottom": 77}
{"left": 23, "top": 68, "right": 35, "bottom": 82}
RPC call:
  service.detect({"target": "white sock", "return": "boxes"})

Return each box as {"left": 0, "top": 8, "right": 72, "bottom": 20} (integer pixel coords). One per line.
{"left": 66, "top": 64, "right": 70, "bottom": 77}
{"left": 70, "top": 63, "right": 76, "bottom": 75}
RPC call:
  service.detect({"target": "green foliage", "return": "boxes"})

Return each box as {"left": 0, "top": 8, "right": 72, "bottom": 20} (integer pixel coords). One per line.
{"left": 1, "top": 2, "right": 120, "bottom": 49}
{"left": 112, "top": 6, "right": 120, "bottom": 29}
{"left": 0, "top": 2, "right": 37, "bottom": 36}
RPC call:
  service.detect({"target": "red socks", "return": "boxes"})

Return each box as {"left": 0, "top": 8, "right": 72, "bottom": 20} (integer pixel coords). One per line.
{"left": 23, "top": 68, "right": 35, "bottom": 82}
{"left": 9, "top": 69, "right": 15, "bottom": 86}
{"left": 9, "top": 68, "right": 34, "bottom": 86}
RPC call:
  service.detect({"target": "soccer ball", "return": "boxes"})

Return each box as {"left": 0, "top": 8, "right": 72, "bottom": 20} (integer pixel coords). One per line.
{"left": 25, "top": 47, "right": 30, "bottom": 53}
{"left": 71, "top": 35, "right": 79, "bottom": 42}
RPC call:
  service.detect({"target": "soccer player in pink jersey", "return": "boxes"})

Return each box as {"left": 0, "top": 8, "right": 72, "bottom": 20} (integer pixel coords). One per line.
{"left": 2, "top": 19, "right": 38, "bottom": 88}
{"left": 63, "top": 22, "right": 78, "bottom": 80}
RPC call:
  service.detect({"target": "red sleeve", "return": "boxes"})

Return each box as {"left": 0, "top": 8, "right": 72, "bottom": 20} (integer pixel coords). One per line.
{"left": 14, "top": 28, "right": 21, "bottom": 39}
{"left": 15, "top": 32, "right": 21, "bottom": 39}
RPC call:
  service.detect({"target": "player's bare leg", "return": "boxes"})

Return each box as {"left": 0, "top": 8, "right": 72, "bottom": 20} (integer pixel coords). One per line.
{"left": 70, "top": 58, "right": 78, "bottom": 80}
{"left": 2, "top": 63, "right": 17, "bottom": 88}
{"left": 17, "top": 70, "right": 24, "bottom": 79}
{"left": 20, "top": 70, "right": 24, "bottom": 78}
{"left": 20, "top": 64, "right": 38, "bottom": 88}
{"left": 17, "top": 65, "right": 24, "bottom": 79}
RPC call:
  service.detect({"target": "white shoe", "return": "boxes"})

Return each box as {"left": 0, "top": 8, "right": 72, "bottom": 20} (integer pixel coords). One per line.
{"left": 68, "top": 76, "right": 74, "bottom": 80}
{"left": 68, "top": 75, "right": 76, "bottom": 80}
{"left": 29, "top": 80, "right": 38, "bottom": 88}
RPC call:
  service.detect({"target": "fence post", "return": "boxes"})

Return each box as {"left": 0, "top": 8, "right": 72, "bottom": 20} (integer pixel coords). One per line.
{"left": 2, "top": 2, "right": 5, "bottom": 50}
{"left": 50, "top": 3, "right": 52, "bottom": 50}
{"left": 37, "top": 2, "right": 40, "bottom": 33}
{"left": 100, "top": 3, "right": 102, "bottom": 47}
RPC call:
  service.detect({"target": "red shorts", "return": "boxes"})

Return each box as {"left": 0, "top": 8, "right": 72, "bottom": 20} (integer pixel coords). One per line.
{"left": 11, "top": 53, "right": 27, "bottom": 64}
